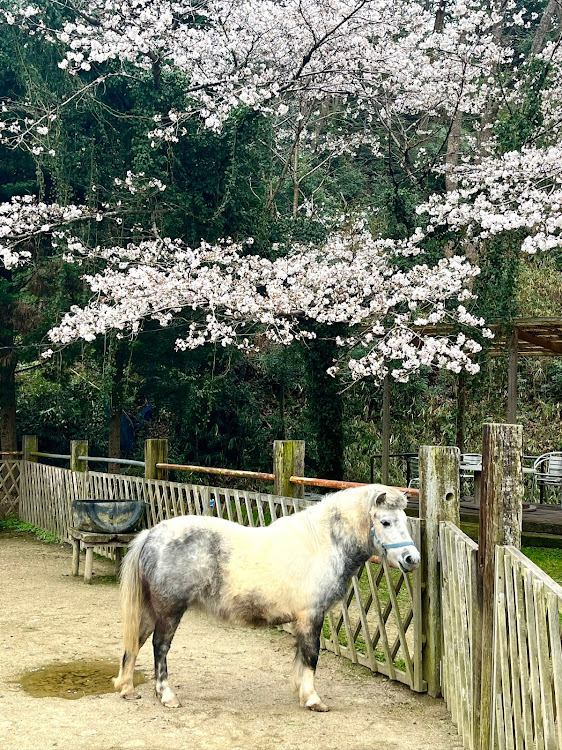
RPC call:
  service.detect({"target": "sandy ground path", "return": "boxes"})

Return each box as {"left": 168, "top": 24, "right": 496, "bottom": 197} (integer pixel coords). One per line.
{"left": 0, "top": 531, "right": 462, "bottom": 750}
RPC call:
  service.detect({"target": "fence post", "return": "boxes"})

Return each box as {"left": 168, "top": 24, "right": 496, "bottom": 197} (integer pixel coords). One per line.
{"left": 22, "top": 435, "right": 38, "bottom": 463}
{"left": 419, "top": 445, "right": 460, "bottom": 698}
{"left": 477, "top": 423, "right": 523, "bottom": 750}
{"left": 273, "top": 440, "right": 305, "bottom": 498}
{"left": 145, "top": 439, "right": 168, "bottom": 481}
{"left": 70, "top": 440, "right": 88, "bottom": 473}
{"left": 71, "top": 439, "right": 89, "bottom": 500}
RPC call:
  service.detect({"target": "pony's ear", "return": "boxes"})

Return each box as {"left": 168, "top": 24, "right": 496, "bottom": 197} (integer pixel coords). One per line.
{"left": 372, "top": 491, "right": 387, "bottom": 507}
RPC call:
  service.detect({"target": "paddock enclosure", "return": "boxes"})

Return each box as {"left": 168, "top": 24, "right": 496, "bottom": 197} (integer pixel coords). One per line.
{"left": 14, "top": 459, "right": 425, "bottom": 692}
{"left": 0, "top": 532, "right": 463, "bottom": 750}
{"left": 1, "top": 422, "right": 562, "bottom": 749}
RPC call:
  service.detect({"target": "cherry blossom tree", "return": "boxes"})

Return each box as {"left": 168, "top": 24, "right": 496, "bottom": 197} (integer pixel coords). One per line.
{"left": 1, "top": 0, "right": 561, "bottom": 410}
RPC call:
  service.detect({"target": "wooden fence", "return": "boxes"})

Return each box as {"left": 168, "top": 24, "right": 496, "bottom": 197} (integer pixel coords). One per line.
{"left": 0, "top": 459, "right": 20, "bottom": 519}
{"left": 440, "top": 520, "right": 480, "bottom": 750}
{"left": 492, "top": 546, "right": 562, "bottom": 750}
{"left": 14, "top": 459, "right": 425, "bottom": 692}
{"left": 440, "top": 522, "right": 562, "bottom": 750}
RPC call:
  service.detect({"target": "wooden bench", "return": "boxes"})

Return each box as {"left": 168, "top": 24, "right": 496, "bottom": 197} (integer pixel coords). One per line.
{"left": 69, "top": 527, "right": 137, "bottom": 584}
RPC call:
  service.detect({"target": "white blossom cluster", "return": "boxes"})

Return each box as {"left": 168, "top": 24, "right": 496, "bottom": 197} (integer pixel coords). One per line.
{"left": 0, "top": 196, "right": 88, "bottom": 268}
{"left": 419, "top": 146, "right": 562, "bottom": 254}
{"left": 2, "top": 0, "right": 509, "bottom": 134}
{"left": 47, "top": 227, "right": 487, "bottom": 381}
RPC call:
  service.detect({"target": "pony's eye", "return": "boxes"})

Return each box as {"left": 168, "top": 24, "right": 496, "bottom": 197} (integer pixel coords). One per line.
{"left": 381, "top": 521, "right": 391, "bottom": 528}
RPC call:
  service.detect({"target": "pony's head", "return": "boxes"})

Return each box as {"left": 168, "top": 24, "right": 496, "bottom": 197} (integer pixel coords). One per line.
{"left": 366, "top": 485, "right": 420, "bottom": 573}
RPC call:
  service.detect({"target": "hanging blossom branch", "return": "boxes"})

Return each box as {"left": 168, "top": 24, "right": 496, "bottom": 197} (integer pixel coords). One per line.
{"left": 0, "top": 196, "right": 98, "bottom": 268}
{"left": 419, "top": 145, "right": 562, "bottom": 254}
{"left": 0, "top": 173, "right": 166, "bottom": 268}
{"left": 46, "top": 224, "right": 491, "bottom": 382}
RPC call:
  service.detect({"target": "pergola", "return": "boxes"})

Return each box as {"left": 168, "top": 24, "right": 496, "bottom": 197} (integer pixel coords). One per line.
{"left": 490, "top": 317, "right": 562, "bottom": 423}
{"left": 379, "top": 317, "right": 562, "bottom": 483}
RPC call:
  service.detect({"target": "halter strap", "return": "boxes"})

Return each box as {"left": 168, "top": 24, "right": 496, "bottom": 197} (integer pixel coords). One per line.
{"left": 370, "top": 525, "right": 415, "bottom": 554}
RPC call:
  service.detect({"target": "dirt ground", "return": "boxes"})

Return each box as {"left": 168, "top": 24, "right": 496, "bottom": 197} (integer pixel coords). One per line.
{"left": 0, "top": 532, "right": 463, "bottom": 750}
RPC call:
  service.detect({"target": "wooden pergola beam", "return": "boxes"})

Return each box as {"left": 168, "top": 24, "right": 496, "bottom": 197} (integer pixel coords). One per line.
{"left": 516, "top": 327, "right": 562, "bottom": 355}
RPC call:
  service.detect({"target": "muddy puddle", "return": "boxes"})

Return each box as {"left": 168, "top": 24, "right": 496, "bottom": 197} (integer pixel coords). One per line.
{"left": 18, "top": 659, "right": 146, "bottom": 699}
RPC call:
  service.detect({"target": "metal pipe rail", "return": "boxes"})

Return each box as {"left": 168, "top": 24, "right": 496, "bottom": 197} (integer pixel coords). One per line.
{"left": 155, "top": 462, "right": 274, "bottom": 481}
{"left": 0, "top": 451, "right": 22, "bottom": 455}
{"left": 78, "top": 456, "right": 146, "bottom": 468}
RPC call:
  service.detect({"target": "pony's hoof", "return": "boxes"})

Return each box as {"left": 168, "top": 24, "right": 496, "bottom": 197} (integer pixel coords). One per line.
{"left": 157, "top": 687, "right": 181, "bottom": 708}
{"left": 120, "top": 689, "right": 141, "bottom": 701}
{"left": 305, "top": 698, "right": 329, "bottom": 712}
{"left": 162, "top": 696, "right": 181, "bottom": 708}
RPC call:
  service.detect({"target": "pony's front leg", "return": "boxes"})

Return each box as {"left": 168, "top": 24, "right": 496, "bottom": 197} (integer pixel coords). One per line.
{"left": 291, "top": 612, "right": 328, "bottom": 712}
{"left": 153, "top": 612, "right": 183, "bottom": 708}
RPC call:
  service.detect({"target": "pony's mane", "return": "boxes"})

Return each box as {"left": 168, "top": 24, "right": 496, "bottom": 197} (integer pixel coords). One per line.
{"left": 307, "top": 484, "right": 408, "bottom": 517}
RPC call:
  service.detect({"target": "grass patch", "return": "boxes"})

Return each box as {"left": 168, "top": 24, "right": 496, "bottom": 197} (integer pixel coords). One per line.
{"left": 522, "top": 546, "right": 562, "bottom": 587}
{"left": 0, "top": 518, "right": 59, "bottom": 544}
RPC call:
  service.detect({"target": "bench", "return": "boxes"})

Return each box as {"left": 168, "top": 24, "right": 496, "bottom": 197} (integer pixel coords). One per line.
{"left": 69, "top": 527, "right": 137, "bottom": 583}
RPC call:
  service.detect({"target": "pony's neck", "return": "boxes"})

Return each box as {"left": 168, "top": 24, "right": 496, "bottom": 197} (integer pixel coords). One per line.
{"left": 311, "top": 494, "right": 372, "bottom": 565}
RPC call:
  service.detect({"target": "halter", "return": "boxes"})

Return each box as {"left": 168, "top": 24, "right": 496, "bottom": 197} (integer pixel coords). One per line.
{"left": 370, "top": 523, "right": 416, "bottom": 556}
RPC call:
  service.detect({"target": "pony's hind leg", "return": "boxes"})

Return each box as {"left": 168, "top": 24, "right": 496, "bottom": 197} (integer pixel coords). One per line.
{"left": 291, "top": 612, "right": 328, "bottom": 712}
{"left": 114, "top": 605, "right": 155, "bottom": 699}
{"left": 153, "top": 610, "right": 184, "bottom": 708}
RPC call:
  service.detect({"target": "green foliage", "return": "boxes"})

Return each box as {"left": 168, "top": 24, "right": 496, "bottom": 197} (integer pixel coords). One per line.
{"left": 522, "top": 547, "right": 562, "bottom": 587}
{"left": 0, "top": 517, "right": 59, "bottom": 543}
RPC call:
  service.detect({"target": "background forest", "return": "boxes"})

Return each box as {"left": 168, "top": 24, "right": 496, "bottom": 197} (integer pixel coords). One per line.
{"left": 1, "top": 0, "right": 562, "bottom": 486}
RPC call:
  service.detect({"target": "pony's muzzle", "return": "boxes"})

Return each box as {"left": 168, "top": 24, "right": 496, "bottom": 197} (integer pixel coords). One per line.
{"left": 399, "top": 548, "right": 421, "bottom": 572}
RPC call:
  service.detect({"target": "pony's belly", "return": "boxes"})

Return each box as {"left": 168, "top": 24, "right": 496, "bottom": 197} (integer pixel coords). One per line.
{"left": 211, "top": 590, "right": 294, "bottom": 628}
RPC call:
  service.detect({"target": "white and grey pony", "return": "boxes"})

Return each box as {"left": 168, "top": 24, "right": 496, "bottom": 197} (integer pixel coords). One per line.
{"left": 114, "top": 484, "right": 420, "bottom": 712}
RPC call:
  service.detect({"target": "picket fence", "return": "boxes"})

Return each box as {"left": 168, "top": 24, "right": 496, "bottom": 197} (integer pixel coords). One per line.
{"left": 12, "top": 459, "right": 424, "bottom": 692}
{"left": 440, "top": 521, "right": 562, "bottom": 750}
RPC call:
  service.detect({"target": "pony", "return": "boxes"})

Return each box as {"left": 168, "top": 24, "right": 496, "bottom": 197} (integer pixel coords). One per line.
{"left": 113, "top": 483, "right": 420, "bottom": 712}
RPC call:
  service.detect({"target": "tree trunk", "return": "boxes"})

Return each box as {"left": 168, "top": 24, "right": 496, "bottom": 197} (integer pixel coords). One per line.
{"left": 456, "top": 372, "right": 466, "bottom": 455}
{"left": 108, "top": 341, "right": 126, "bottom": 474}
{"left": 304, "top": 332, "right": 344, "bottom": 480}
{"left": 445, "top": 108, "right": 463, "bottom": 193}
{"left": 477, "top": 1, "right": 507, "bottom": 154}
{"left": 0, "top": 340, "right": 17, "bottom": 454}
{"left": 531, "top": 0, "right": 560, "bottom": 55}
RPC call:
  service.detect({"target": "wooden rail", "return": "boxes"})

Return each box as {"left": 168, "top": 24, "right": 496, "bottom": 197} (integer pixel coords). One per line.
{"left": 155, "top": 462, "right": 420, "bottom": 497}
{"left": 156, "top": 463, "right": 275, "bottom": 481}
{"left": 30, "top": 451, "right": 71, "bottom": 460}
{"left": 79, "top": 455, "right": 146, "bottom": 468}
{"left": 290, "top": 475, "right": 419, "bottom": 497}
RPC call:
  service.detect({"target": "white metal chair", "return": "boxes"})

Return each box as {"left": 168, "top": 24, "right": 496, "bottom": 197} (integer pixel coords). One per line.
{"left": 407, "top": 455, "right": 420, "bottom": 488}
{"left": 530, "top": 452, "right": 562, "bottom": 504}
{"left": 460, "top": 453, "right": 482, "bottom": 478}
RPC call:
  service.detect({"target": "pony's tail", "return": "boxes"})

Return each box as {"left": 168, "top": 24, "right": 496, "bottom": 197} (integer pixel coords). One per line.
{"left": 120, "top": 528, "right": 150, "bottom": 653}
